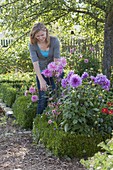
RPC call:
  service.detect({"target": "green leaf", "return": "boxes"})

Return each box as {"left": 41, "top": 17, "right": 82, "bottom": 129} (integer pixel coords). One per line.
{"left": 64, "top": 123, "right": 68, "bottom": 132}
{"left": 73, "top": 119, "right": 78, "bottom": 124}
{"left": 89, "top": 101, "right": 94, "bottom": 106}
{"left": 93, "top": 108, "right": 99, "bottom": 111}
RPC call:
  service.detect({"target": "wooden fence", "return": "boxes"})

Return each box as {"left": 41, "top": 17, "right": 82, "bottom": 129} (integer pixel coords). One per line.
{"left": 0, "top": 38, "right": 13, "bottom": 47}
{"left": 0, "top": 37, "right": 103, "bottom": 61}
{"left": 0, "top": 37, "right": 103, "bottom": 70}
{"left": 61, "top": 38, "right": 103, "bottom": 63}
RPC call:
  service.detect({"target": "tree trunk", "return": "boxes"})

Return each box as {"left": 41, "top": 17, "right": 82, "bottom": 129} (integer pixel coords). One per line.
{"left": 103, "top": 10, "right": 113, "bottom": 79}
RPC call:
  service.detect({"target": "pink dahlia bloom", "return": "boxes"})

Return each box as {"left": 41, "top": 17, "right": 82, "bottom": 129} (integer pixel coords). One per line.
{"left": 55, "top": 64, "right": 63, "bottom": 77}
{"left": 48, "top": 119, "right": 53, "bottom": 124}
{"left": 31, "top": 95, "right": 38, "bottom": 102}
{"left": 59, "top": 57, "right": 67, "bottom": 67}
{"left": 29, "top": 86, "right": 36, "bottom": 94}
{"left": 84, "top": 59, "right": 89, "bottom": 63}
{"left": 42, "top": 69, "right": 52, "bottom": 77}
{"left": 47, "top": 62, "right": 57, "bottom": 71}
{"left": 79, "top": 55, "right": 83, "bottom": 58}
{"left": 90, "top": 47, "right": 94, "bottom": 51}
{"left": 24, "top": 90, "right": 29, "bottom": 96}
{"left": 70, "top": 48, "right": 75, "bottom": 54}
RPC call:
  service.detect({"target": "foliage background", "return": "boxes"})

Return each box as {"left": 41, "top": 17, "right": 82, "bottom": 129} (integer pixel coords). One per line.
{"left": 0, "top": 0, "right": 107, "bottom": 74}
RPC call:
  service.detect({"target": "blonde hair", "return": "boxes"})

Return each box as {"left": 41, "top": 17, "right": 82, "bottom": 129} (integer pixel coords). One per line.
{"left": 30, "top": 22, "right": 50, "bottom": 46}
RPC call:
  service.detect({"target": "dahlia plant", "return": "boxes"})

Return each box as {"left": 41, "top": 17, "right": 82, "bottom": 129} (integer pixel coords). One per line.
{"left": 24, "top": 85, "right": 38, "bottom": 102}
{"left": 59, "top": 72, "right": 111, "bottom": 135}
{"left": 41, "top": 57, "right": 67, "bottom": 127}
{"left": 36, "top": 57, "right": 112, "bottom": 136}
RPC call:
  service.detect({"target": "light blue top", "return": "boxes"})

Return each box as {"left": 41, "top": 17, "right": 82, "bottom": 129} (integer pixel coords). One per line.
{"left": 39, "top": 48, "right": 49, "bottom": 58}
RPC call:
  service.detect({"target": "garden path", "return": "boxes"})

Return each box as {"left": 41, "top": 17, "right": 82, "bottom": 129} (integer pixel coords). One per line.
{"left": 0, "top": 100, "right": 86, "bottom": 170}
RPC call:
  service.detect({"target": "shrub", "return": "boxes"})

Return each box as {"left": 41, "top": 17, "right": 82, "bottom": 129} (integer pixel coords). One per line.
{"left": 33, "top": 59, "right": 112, "bottom": 159}
{"left": 33, "top": 114, "right": 108, "bottom": 158}
{"left": 0, "top": 83, "right": 16, "bottom": 107}
{"left": 0, "top": 83, "right": 10, "bottom": 99}
{"left": 81, "top": 132, "right": 113, "bottom": 169}
{"left": 12, "top": 95, "right": 37, "bottom": 129}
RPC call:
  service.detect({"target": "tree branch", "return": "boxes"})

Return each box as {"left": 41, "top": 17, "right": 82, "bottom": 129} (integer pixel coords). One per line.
{"left": 72, "top": 8, "right": 104, "bottom": 22}
{"left": 83, "top": 0, "right": 106, "bottom": 11}
{"left": 63, "top": 1, "right": 104, "bottom": 23}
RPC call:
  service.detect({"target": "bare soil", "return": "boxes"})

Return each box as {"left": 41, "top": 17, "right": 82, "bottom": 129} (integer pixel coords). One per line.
{"left": 0, "top": 110, "right": 87, "bottom": 170}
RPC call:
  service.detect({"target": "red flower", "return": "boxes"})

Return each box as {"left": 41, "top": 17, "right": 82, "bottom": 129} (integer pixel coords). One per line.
{"left": 107, "top": 102, "right": 113, "bottom": 107}
{"left": 108, "top": 110, "right": 113, "bottom": 115}
{"left": 101, "top": 108, "right": 109, "bottom": 114}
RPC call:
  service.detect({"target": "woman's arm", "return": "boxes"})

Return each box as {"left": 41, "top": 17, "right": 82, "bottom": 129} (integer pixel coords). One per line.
{"left": 29, "top": 44, "right": 47, "bottom": 91}
{"left": 33, "top": 61, "right": 47, "bottom": 91}
{"left": 53, "top": 37, "right": 60, "bottom": 60}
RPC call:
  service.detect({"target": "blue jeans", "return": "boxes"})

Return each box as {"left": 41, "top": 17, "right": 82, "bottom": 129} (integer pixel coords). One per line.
{"left": 36, "top": 75, "right": 56, "bottom": 114}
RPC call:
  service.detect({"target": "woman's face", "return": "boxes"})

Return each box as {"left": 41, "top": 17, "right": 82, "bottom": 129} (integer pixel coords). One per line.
{"left": 35, "top": 30, "right": 46, "bottom": 43}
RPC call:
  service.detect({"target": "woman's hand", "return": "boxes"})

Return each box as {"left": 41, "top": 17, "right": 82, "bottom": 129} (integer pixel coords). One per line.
{"left": 33, "top": 61, "right": 47, "bottom": 91}
{"left": 54, "top": 58, "right": 60, "bottom": 63}
{"left": 39, "top": 77, "right": 47, "bottom": 91}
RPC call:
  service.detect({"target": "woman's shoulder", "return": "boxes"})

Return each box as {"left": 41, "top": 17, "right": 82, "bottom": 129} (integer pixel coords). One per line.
{"left": 50, "top": 36, "right": 60, "bottom": 44}
{"left": 28, "top": 42, "right": 37, "bottom": 50}
{"left": 50, "top": 35, "right": 59, "bottom": 40}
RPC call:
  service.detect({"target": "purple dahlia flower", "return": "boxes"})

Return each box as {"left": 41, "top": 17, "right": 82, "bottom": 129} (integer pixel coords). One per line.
{"left": 69, "top": 74, "right": 82, "bottom": 88}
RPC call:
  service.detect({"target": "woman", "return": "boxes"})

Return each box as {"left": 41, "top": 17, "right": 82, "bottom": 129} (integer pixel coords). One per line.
{"left": 29, "top": 22, "right": 61, "bottom": 114}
